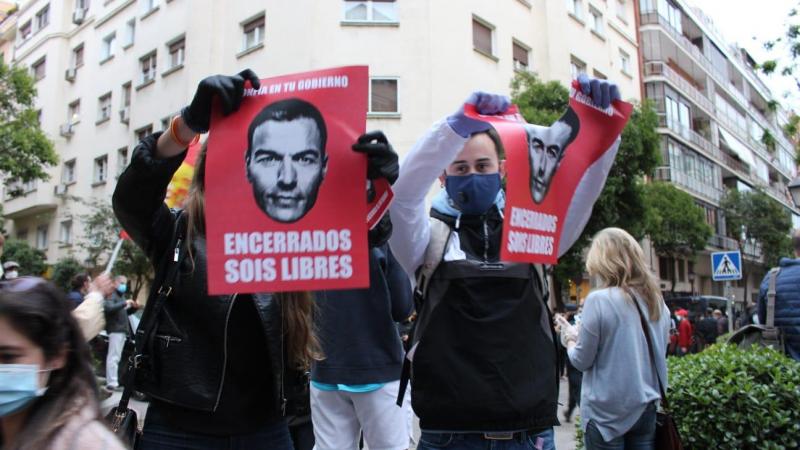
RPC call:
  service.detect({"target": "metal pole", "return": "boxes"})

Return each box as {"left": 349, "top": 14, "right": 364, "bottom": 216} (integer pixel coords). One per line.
{"left": 725, "top": 280, "right": 733, "bottom": 334}
{"left": 104, "top": 238, "right": 124, "bottom": 275}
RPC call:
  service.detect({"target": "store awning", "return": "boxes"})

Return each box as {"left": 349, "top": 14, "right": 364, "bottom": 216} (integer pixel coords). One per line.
{"left": 718, "top": 127, "right": 755, "bottom": 167}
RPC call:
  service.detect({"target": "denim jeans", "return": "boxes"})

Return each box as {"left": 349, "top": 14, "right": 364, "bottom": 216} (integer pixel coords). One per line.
{"left": 138, "top": 417, "right": 294, "bottom": 450}
{"left": 417, "top": 428, "right": 555, "bottom": 450}
{"left": 584, "top": 402, "right": 656, "bottom": 450}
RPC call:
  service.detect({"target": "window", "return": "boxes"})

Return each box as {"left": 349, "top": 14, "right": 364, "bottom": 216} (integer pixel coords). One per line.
{"left": 619, "top": 49, "right": 631, "bottom": 74}
{"left": 32, "top": 57, "right": 46, "bottom": 81}
{"left": 101, "top": 33, "right": 116, "bottom": 61}
{"left": 472, "top": 17, "right": 495, "bottom": 57}
{"left": 139, "top": 52, "right": 157, "bottom": 84}
{"left": 97, "top": 92, "right": 112, "bottom": 122}
{"left": 76, "top": 0, "right": 89, "bottom": 11}
{"left": 60, "top": 220, "right": 73, "bottom": 245}
{"left": 35, "top": 5, "right": 49, "bottom": 31}
{"left": 93, "top": 155, "right": 108, "bottom": 184}
{"left": 68, "top": 100, "right": 81, "bottom": 124}
{"left": 62, "top": 159, "right": 76, "bottom": 184}
{"left": 123, "top": 19, "right": 136, "bottom": 47}
{"left": 570, "top": 55, "right": 586, "bottom": 79}
{"left": 512, "top": 40, "right": 530, "bottom": 71}
{"left": 616, "top": 0, "right": 627, "bottom": 22}
{"left": 593, "top": 69, "right": 607, "bottom": 80}
{"left": 136, "top": 125, "right": 153, "bottom": 142}
{"left": 117, "top": 147, "right": 129, "bottom": 175}
{"left": 122, "top": 82, "right": 132, "bottom": 107}
{"left": 16, "top": 229, "right": 28, "bottom": 242}
{"left": 342, "top": 0, "right": 398, "bottom": 23}
{"left": 677, "top": 259, "right": 686, "bottom": 282}
{"left": 72, "top": 44, "right": 84, "bottom": 68}
{"left": 242, "top": 15, "right": 265, "bottom": 51}
{"left": 160, "top": 116, "right": 170, "bottom": 131}
{"left": 19, "top": 21, "right": 32, "bottom": 40}
{"left": 141, "top": 0, "right": 158, "bottom": 15}
{"left": 369, "top": 78, "right": 398, "bottom": 113}
{"left": 590, "top": 7, "right": 604, "bottom": 36}
{"left": 567, "top": 0, "right": 583, "bottom": 20}
{"left": 167, "top": 37, "right": 185, "bottom": 69}
{"left": 658, "top": 257, "right": 674, "bottom": 281}
{"left": 36, "top": 225, "right": 49, "bottom": 250}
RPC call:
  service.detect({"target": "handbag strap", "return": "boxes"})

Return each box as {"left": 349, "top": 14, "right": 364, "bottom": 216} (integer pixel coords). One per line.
{"left": 626, "top": 287, "right": 670, "bottom": 410}
{"left": 115, "top": 211, "right": 186, "bottom": 412}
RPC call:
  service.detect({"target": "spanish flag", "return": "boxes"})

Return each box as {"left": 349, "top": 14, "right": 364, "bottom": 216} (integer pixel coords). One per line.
{"left": 165, "top": 140, "right": 202, "bottom": 209}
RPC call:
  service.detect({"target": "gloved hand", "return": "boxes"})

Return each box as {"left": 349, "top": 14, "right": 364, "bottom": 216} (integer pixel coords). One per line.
{"left": 555, "top": 314, "right": 579, "bottom": 347}
{"left": 368, "top": 213, "right": 393, "bottom": 248}
{"left": 577, "top": 73, "right": 621, "bottom": 110}
{"left": 352, "top": 131, "right": 399, "bottom": 184}
{"left": 447, "top": 91, "right": 511, "bottom": 138}
{"left": 181, "top": 69, "right": 261, "bottom": 134}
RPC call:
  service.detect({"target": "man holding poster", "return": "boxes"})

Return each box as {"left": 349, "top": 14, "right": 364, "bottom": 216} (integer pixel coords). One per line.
{"left": 389, "top": 76, "right": 623, "bottom": 449}
{"left": 113, "top": 68, "right": 398, "bottom": 449}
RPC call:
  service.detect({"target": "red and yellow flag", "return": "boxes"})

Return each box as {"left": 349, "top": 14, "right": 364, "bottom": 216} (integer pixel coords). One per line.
{"left": 165, "top": 140, "right": 202, "bottom": 209}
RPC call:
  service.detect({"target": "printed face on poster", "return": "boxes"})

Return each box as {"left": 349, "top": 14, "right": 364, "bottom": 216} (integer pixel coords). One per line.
{"left": 465, "top": 84, "right": 632, "bottom": 264}
{"left": 204, "top": 66, "right": 370, "bottom": 295}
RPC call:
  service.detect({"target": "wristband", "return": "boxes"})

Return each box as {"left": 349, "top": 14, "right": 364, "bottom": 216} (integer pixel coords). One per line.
{"left": 170, "top": 116, "right": 200, "bottom": 148}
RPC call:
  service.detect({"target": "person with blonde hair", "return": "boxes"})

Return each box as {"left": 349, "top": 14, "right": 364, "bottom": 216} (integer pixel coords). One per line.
{"left": 556, "top": 227, "right": 670, "bottom": 450}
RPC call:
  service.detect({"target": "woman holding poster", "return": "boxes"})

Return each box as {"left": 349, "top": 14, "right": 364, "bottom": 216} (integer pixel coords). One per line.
{"left": 113, "top": 70, "right": 397, "bottom": 449}
{"left": 389, "top": 77, "right": 620, "bottom": 450}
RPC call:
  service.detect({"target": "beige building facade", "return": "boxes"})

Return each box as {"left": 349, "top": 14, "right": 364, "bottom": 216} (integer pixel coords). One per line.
{"left": 1, "top": 0, "right": 641, "bottom": 266}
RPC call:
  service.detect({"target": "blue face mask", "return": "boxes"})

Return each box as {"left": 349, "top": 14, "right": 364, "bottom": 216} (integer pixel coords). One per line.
{"left": 0, "top": 364, "right": 48, "bottom": 417}
{"left": 117, "top": 284, "right": 127, "bottom": 294}
{"left": 445, "top": 173, "right": 502, "bottom": 215}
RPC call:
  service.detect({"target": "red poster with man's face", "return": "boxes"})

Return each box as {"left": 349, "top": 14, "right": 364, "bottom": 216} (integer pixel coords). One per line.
{"left": 204, "top": 66, "right": 369, "bottom": 295}
{"left": 466, "top": 84, "right": 632, "bottom": 265}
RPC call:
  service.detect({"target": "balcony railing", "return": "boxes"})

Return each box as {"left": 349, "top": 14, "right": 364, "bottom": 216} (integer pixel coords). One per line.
{"left": 654, "top": 166, "right": 725, "bottom": 203}
{"left": 707, "top": 235, "right": 763, "bottom": 259}
{"left": 644, "top": 62, "right": 714, "bottom": 114}
{"left": 655, "top": 112, "right": 724, "bottom": 164}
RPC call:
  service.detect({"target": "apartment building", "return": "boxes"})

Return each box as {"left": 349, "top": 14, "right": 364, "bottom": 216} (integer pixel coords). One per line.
{"left": 638, "top": 0, "right": 799, "bottom": 301}
{"left": 1, "top": 0, "right": 641, "bottom": 265}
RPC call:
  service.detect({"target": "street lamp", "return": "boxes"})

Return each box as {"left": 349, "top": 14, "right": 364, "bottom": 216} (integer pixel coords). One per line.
{"left": 788, "top": 176, "right": 800, "bottom": 208}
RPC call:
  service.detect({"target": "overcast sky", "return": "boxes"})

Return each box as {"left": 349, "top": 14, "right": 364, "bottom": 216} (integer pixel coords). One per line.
{"left": 689, "top": 0, "right": 798, "bottom": 110}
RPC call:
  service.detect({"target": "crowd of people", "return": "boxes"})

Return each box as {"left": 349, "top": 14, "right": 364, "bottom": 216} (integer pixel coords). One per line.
{"left": 1, "top": 67, "right": 796, "bottom": 450}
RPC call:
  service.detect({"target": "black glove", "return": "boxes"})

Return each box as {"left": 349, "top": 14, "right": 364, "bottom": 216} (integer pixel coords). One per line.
{"left": 181, "top": 69, "right": 261, "bottom": 134}
{"left": 352, "top": 131, "right": 399, "bottom": 185}
{"left": 368, "top": 213, "right": 393, "bottom": 248}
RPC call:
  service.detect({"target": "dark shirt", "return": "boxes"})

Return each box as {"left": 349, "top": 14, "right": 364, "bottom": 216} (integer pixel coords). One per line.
{"left": 66, "top": 290, "right": 84, "bottom": 310}
{"left": 146, "top": 295, "right": 278, "bottom": 435}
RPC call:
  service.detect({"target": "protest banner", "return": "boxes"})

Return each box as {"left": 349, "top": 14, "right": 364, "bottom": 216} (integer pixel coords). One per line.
{"left": 204, "top": 66, "right": 369, "bottom": 294}
{"left": 465, "top": 83, "right": 632, "bottom": 264}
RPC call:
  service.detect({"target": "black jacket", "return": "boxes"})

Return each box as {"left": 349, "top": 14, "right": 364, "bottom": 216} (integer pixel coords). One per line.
{"left": 104, "top": 290, "right": 133, "bottom": 334}
{"left": 112, "top": 133, "right": 302, "bottom": 415}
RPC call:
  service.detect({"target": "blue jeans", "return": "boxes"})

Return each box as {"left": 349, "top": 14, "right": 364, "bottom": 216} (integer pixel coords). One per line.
{"left": 584, "top": 402, "right": 656, "bottom": 450}
{"left": 138, "top": 418, "right": 294, "bottom": 450}
{"left": 417, "top": 428, "right": 555, "bottom": 450}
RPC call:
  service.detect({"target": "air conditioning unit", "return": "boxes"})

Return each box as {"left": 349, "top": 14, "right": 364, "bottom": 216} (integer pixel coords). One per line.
{"left": 53, "top": 184, "right": 67, "bottom": 196}
{"left": 72, "top": 8, "right": 86, "bottom": 25}
{"left": 64, "top": 67, "right": 77, "bottom": 82}
{"left": 59, "top": 123, "right": 74, "bottom": 138}
{"left": 119, "top": 107, "right": 130, "bottom": 124}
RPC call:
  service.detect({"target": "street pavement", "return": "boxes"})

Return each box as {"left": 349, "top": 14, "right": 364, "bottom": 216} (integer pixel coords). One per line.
{"left": 102, "top": 378, "right": 579, "bottom": 449}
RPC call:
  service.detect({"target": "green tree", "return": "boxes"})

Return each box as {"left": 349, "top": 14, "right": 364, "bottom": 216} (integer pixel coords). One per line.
{"left": 0, "top": 60, "right": 57, "bottom": 192}
{"left": 76, "top": 197, "right": 152, "bottom": 300}
{"left": 51, "top": 256, "right": 85, "bottom": 292}
{"left": 1, "top": 239, "right": 47, "bottom": 276}
{"left": 643, "top": 182, "right": 713, "bottom": 294}
{"left": 720, "top": 189, "right": 793, "bottom": 300}
{"left": 511, "top": 72, "right": 661, "bottom": 306}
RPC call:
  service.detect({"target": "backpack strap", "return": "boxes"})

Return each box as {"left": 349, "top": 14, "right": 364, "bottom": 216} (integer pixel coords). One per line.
{"left": 766, "top": 267, "right": 781, "bottom": 329}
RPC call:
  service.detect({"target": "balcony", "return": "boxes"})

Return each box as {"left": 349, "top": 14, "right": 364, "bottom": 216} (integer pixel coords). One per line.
{"left": 654, "top": 166, "right": 725, "bottom": 204}
{"left": 657, "top": 115, "right": 721, "bottom": 160}
{"left": 707, "top": 235, "right": 763, "bottom": 260}
{"left": 2, "top": 186, "right": 57, "bottom": 219}
{"left": 644, "top": 62, "right": 714, "bottom": 114}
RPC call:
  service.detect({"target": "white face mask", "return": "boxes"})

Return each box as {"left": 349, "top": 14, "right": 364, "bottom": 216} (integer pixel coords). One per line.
{"left": 5, "top": 270, "right": 19, "bottom": 280}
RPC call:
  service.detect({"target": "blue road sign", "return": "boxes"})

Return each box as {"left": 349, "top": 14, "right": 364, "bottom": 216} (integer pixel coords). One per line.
{"left": 711, "top": 251, "right": 742, "bottom": 281}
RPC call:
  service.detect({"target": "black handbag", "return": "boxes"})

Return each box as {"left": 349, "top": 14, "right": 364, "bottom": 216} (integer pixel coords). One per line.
{"left": 630, "top": 289, "right": 684, "bottom": 450}
{"left": 105, "top": 213, "right": 186, "bottom": 448}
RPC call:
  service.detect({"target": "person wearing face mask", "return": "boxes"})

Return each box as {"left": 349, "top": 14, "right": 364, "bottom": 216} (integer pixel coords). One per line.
{"left": 103, "top": 275, "right": 139, "bottom": 392}
{"left": 1, "top": 262, "right": 20, "bottom": 281}
{"left": 389, "top": 79, "right": 620, "bottom": 449}
{"left": 0, "top": 277, "right": 126, "bottom": 450}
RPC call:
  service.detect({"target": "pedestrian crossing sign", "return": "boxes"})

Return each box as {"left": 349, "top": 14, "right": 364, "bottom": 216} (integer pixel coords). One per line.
{"left": 711, "top": 251, "right": 742, "bottom": 281}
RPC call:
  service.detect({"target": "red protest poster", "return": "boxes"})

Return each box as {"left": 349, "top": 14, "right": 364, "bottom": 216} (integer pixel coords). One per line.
{"left": 204, "top": 66, "right": 369, "bottom": 295}
{"left": 466, "top": 83, "right": 632, "bottom": 264}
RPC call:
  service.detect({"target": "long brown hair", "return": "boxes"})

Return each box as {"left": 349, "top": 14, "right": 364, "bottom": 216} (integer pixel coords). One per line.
{"left": 585, "top": 227, "right": 663, "bottom": 321}
{"left": 185, "top": 143, "right": 320, "bottom": 368}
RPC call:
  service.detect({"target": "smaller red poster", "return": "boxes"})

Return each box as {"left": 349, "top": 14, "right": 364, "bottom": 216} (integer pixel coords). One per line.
{"left": 204, "top": 66, "right": 369, "bottom": 294}
{"left": 466, "top": 83, "right": 632, "bottom": 264}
